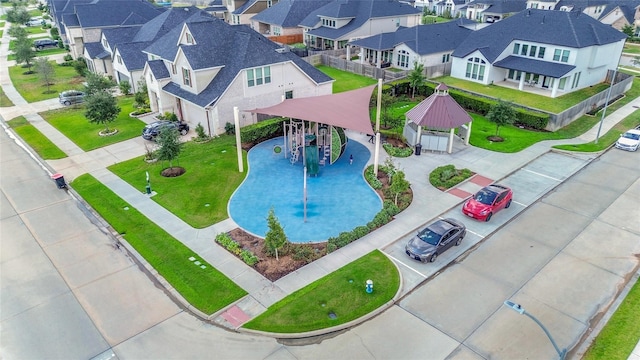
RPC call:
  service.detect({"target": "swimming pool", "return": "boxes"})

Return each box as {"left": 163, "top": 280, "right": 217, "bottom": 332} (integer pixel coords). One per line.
{"left": 228, "top": 137, "right": 382, "bottom": 243}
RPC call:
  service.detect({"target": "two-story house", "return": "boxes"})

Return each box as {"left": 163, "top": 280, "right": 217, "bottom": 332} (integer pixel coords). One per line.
{"left": 463, "top": 0, "right": 527, "bottom": 22}
{"left": 250, "top": 0, "right": 332, "bottom": 44}
{"left": 299, "top": 0, "right": 421, "bottom": 50}
{"left": 224, "top": 0, "right": 278, "bottom": 25}
{"left": 450, "top": 9, "right": 626, "bottom": 98}
{"left": 349, "top": 19, "right": 476, "bottom": 73}
{"left": 61, "top": 0, "right": 162, "bottom": 59}
{"left": 141, "top": 17, "right": 333, "bottom": 136}
{"left": 526, "top": 0, "right": 640, "bottom": 32}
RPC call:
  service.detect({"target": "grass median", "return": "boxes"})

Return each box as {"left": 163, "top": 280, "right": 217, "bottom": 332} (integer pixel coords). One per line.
{"left": 72, "top": 173, "right": 247, "bottom": 314}
{"left": 243, "top": 250, "right": 399, "bottom": 333}
{"left": 6, "top": 116, "right": 66, "bottom": 159}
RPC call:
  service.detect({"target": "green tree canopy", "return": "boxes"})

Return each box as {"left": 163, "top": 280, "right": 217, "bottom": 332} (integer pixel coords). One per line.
{"left": 84, "top": 72, "right": 116, "bottom": 96}
{"left": 34, "top": 58, "right": 55, "bottom": 93}
{"left": 13, "top": 40, "right": 36, "bottom": 73}
{"left": 8, "top": 25, "right": 28, "bottom": 39}
{"left": 6, "top": 5, "right": 30, "bottom": 24}
{"left": 265, "top": 207, "right": 288, "bottom": 260}
{"left": 389, "top": 171, "right": 410, "bottom": 206}
{"left": 407, "top": 62, "right": 425, "bottom": 99}
{"left": 622, "top": 24, "right": 635, "bottom": 37}
{"left": 84, "top": 91, "right": 121, "bottom": 133}
{"left": 486, "top": 100, "right": 516, "bottom": 137}
{"left": 156, "top": 125, "right": 182, "bottom": 169}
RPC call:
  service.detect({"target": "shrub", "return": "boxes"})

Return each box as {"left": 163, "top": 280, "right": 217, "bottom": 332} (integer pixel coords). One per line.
{"left": 157, "top": 111, "right": 178, "bottom": 121}
{"left": 291, "top": 244, "right": 319, "bottom": 263}
{"left": 328, "top": 201, "right": 400, "bottom": 252}
{"left": 63, "top": 54, "right": 73, "bottom": 62}
{"left": 429, "top": 164, "right": 474, "bottom": 190}
{"left": 73, "top": 58, "right": 87, "bottom": 76}
{"left": 195, "top": 123, "right": 208, "bottom": 139}
{"left": 239, "top": 117, "right": 285, "bottom": 143}
{"left": 215, "top": 233, "right": 259, "bottom": 266}
{"left": 224, "top": 121, "right": 235, "bottom": 135}
{"left": 118, "top": 80, "right": 131, "bottom": 95}
{"left": 383, "top": 143, "right": 413, "bottom": 157}
{"left": 364, "top": 165, "right": 383, "bottom": 189}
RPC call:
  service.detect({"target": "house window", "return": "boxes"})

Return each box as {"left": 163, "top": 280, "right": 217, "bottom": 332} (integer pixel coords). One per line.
{"left": 442, "top": 53, "right": 450, "bottom": 63}
{"left": 117, "top": 55, "right": 122, "bottom": 64}
{"left": 182, "top": 68, "right": 191, "bottom": 87}
{"left": 267, "top": 0, "right": 272, "bottom": 7}
{"left": 186, "top": 32, "right": 193, "bottom": 44}
{"left": 558, "top": 76, "right": 567, "bottom": 90}
{"left": 397, "top": 50, "right": 409, "bottom": 68}
{"left": 538, "top": 47, "right": 545, "bottom": 58}
{"left": 513, "top": 43, "right": 520, "bottom": 54}
{"left": 273, "top": 26, "right": 281, "bottom": 36}
{"left": 529, "top": 46, "right": 537, "bottom": 57}
{"left": 561, "top": 50, "right": 569, "bottom": 62}
{"left": 246, "top": 66, "right": 271, "bottom": 87}
{"left": 520, "top": 44, "right": 528, "bottom": 56}
{"left": 232, "top": 15, "right": 240, "bottom": 24}
{"left": 553, "top": 49, "right": 561, "bottom": 61}
{"left": 171, "top": 64, "right": 176, "bottom": 74}
{"left": 465, "top": 57, "right": 486, "bottom": 81}
{"left": 321, "top": 18, "right": 336, "bottom": 28}
{"left": 285, "top": 90, "right": 293, "bottom": 99}
{"left": 102, "top": 38, "right": 108, "bottom": 48}
{"left": 508, "top": 69, "right": 515, "bottom": 79}
{"left": 572, "top": 72, "right": 581, "bottom": 88}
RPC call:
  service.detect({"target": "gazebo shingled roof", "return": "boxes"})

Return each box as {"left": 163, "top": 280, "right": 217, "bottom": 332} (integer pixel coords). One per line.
{"left": 406, "top": 83, "right": 471, "bottom": 129}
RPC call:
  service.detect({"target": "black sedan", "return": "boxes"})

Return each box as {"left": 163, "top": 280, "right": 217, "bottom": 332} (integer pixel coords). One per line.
{"left": 142, "top": 120, "right": 189, "bottom": 141}
{"left": 405, "top": 218, "right": 466, "bottom": 263}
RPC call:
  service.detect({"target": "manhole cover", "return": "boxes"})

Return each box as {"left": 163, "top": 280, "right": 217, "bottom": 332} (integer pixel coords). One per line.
{"left": 328, "top": 312, "right": 337, "bottom": 319}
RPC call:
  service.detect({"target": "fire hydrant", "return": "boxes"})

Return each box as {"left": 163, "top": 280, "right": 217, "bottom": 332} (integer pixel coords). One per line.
{"left": 365, "top": 279, "right": 373, "bottom": 294}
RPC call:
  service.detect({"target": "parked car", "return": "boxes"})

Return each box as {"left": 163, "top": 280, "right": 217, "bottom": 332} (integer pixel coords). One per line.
{"left": 462, "top": 184, "right": 513, "bottom": 222}
{"left": 615, "top": 128, "right": 640, "bottom": 152}
{"left": 34, "top": 38, "right": 59, "bottom": 50}
{"left": 58, "top": 90, "right": 85, "bottom": 105}
{"left": 25, "top": 18, "right": 43, "bottom": 27}
{"left": 142, "top": 120, "right": 189, "bottom": 141}
{"left": 405, "top": 218, "right": 466, "bottom": 263}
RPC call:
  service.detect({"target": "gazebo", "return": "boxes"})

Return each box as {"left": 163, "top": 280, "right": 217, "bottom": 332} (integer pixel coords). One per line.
{"left": 404, "top": 83, "right": 472, "bottom": 154}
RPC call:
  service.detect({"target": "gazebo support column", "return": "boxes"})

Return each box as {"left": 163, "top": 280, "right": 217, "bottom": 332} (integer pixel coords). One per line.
{"left": 448, "top": 128, "right": 454, "bottom": 154}
{"left": 465, "top": 121, "right": 471, "bottom": 146}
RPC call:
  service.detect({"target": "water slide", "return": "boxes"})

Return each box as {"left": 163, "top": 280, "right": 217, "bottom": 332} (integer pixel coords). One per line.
{"left": 305, "top": 146, "right": 319, "bottom": 176}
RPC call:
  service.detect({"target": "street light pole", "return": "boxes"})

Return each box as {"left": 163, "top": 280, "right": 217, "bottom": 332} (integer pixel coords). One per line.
{"left": 503, "top": 300, "right": 567, "bottom": 360}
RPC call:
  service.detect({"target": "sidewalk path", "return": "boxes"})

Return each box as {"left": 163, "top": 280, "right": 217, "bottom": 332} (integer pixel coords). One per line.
{"left": 0, "top": 16, "right": 638, "bottom": 356}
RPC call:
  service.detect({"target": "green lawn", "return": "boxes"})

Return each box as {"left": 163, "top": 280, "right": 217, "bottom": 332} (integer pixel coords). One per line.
{"left": 316, "top": 65, "right": 377, "bottom": 93}
{"left": 39, "top": 96, "right": 146, "bottom": 151}
{"left": 71, "top": 174, "right": 246, "bottom": 315}
{"left": 9, "top": 61, "right": 84, "bottom": 102}
{"left": 0, "top": 86, "right": 14, "bottom": 107}
{"left": 422, "top": 15, "right": 452, "bottom": 24}
{"left": 553, "top": 109, "right": 640, "bottom": 152}
{"left": 8, "top": 36, "right": 66, "bottom": 60}
{"left": 623, "top": 43, "right": 640, "bottom": 55}
{"left": 6, "top": 116, "right": 66, "bottom": 159}
{"left": 243, "top": 250, "right": 399, "bottom": 333}
{"left": 584, "top": 278, "right": 640, "bottom": 360}
{"left": 24, "top": 25, "right": 47, "bottom": 35}
{"left": 433, "top": 76, "right": 610, "bottom": 113}
{"left": 108, "top": 135, "right": 248, "bottom": 228}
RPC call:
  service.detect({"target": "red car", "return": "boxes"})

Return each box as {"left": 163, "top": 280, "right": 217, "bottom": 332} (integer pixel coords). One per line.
{"left": 462, "top": 184, "right": 513, "bottom": 222}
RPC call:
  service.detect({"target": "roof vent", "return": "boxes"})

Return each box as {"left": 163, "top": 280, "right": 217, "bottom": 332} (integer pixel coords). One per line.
{"left": 541, "top": 15, "right": 545, "bottom": 24}
{"left": 527, "top": 9, "right": 530, "bottom": 16}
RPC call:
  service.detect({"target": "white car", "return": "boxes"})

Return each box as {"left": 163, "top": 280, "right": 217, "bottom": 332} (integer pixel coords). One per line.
{"left": 615, "top": 128, "right": 640, "bottom": 151}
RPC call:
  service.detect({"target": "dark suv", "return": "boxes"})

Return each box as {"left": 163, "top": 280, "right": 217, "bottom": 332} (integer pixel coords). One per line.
{"left": 34, "top": 39, "right": 59, "bottom": 50}
{"left": 142, "top": 121, "right": 189, "bottom": 141}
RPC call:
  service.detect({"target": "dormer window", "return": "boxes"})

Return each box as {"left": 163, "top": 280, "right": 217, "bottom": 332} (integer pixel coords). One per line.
{"left": 186, "top": 32, "right": 194, "bottom": 44}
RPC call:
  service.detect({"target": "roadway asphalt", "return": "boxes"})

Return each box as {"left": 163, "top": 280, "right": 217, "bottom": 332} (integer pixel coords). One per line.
{"left": 1, "top": 17, "right": 639, "bottom": 360}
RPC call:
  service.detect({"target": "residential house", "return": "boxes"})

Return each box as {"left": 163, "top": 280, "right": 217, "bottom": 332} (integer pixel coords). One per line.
{"left": 463, "top": 0, "right": 527, "bottom": 22}
{"left": 47, "top": 0, "right": 94, "bottom": 44}
{"left": 526, "top": 0, "right": 640, "bottom": 31}
{"left": 450, "top": 9, "right": 626, "bottom": 97}
{"left": 299, "top": 0, "right": 421, "bottom": 50}
{"left": 141, "top": 17, "right": 333, "bottom": 136}
{"left": 432, "top": 0, "right": 468, "bottom": 17}
{"left": 349, "top": 18, "right": 476, "bottom": 73}
{"left": 250, "top": 0, "right": 332, "bottom": 44}
{"left": 225, "top": 0, "right": 278, "bottom": 25}
{"left": 84, "top": 7, "right": 209, "bottom": 93}
{"left": 61, "top": 0, "right": 163, "bottom": 58}
{"left": 525, "top": 0, "right": 558, "bottom": 10}
{"left": 203, "top": 0, "right": 227, "bottom": 19}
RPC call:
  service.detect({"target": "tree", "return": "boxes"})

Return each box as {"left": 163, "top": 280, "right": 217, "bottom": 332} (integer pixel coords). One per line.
{"left": 6, "top": 5, "right": 30, "bottom": 24}
{"left": 264, "top": 207, "right": 287, "bottom": 260}
{"left": 34, "top": 58, "right": 55, "bottom": 93}
{"left": 134, "top": 79, "right": 149, "bottom": 108}
{"left": 118, "top": 80, "right": 131, "bottom": 95}
{"left": 8, "top": 25, "right": 28, "bottom": 39}
{"left": 84, "top": 72, "right": 116, "bottom": 96}
{"left": 407, "top": 62, "right": 425, "bottom": 99}
{"left": 156, "top": 125, "right": 182, "bottom": 169}
{"left": 622, "top": 24, "right": 635, "bottom": 38}
{"left": 84, "top": 91, "right": 121, "bottom": 133}
{"left": 380, "top": 93, "right": 394, "bottom": 128}
{"left": 486, "top": 100, "right": 516, "bottom": 138}
{"left": 73, "top": 57, "right": 88, "bottom": 76}
{"left": 13, "top": 40, "right": 36, "bottom": 73}
{"left": 389, "top": 171, "right": 410, "bottom": 206}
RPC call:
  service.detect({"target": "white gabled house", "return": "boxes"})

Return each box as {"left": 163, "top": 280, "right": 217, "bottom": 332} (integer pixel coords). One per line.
{"left": 141, "top": 17, "right": 333, "bottom": 136}
{"left": 450, "top": 9, "right": 626, "bottom": 98}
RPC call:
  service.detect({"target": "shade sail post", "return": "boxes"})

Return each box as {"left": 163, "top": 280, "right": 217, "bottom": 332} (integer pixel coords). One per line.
{"left": 375, "top": 78, "right": 382, "bottom": 133}
{"left": 234, "top": 106, "right": 244, "bottom": 173}
{"left": 373, "top": 132, "right": 381, "bottom": 177}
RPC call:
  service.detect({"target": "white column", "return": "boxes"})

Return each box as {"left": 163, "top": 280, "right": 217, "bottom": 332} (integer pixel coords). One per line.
{"left": 448, "top": 128, "right": 454, "bottom": 154}
{"left": 373, "top": 132, "right": 381, "bottom": 175}
{"left": 360, "top": 48, "right": 365, "bottom": 64}
{"left": 233, "top": 106, "right": 243, "bottom": 172}
{"left": 518, "top": 73, "right": 525, "bottom": 90}
{"left": 465, "top": 121, "right": 471, "bottom": 146}
{"left": 346, "top": 46, "right": 351, "bottom": 60}
{"left": 551, "top": 79, "right": 559, "bottom": 98}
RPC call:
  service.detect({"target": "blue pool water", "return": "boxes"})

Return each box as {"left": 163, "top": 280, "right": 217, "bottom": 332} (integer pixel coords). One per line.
{"left": 228, "top": 137, "right": 382, "bottom": 243}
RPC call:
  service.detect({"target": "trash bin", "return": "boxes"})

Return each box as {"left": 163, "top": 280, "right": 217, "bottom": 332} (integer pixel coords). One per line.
{"left": 51, "top": 173, "right": 66, "bottom": 188}
{"left": 415, "top": 143, "right": 422, "bottom": 156}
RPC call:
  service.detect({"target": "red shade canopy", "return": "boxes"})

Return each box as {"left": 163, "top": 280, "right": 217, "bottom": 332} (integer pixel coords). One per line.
{"left": 246, "top": 85, "right": 377, "bottom": 135}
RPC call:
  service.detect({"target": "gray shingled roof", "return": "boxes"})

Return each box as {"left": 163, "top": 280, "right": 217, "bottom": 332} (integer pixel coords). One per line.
{"left": 452, "top": 9, "right": 627, "bottom": 62}
{"left": 147, "top": 59, "right": 170, "bottom": 79}
{"left": 84, "top": 41, "right": 108, "bottom": 58}
{"left": 251, "top": 0, "right": 333, "bottom": 27}
{"left": 466, "top": 0, "right": 527, "bottom": 15}
{"left": 349, "top": 18, "right": 475, "bottom": 54}
{"left": 102, "top": 26, "right": 140, "bottom": 48}
{"left": 73, "top": 0, "right": 162, "bottom": 28}
{"left": 233, "top": 0, "right": 260, "bottom": 15}
{"left": 299, "top": 0, "right": 421, "bottom": 37}
{"left": 147, "top": 19, "right": 332, "bottom": 107}
{"left": 116, "top": 42, "right": 152, "bottom": 70}
{"left": 493, "top": 55, "right": 576, "bottom": 77}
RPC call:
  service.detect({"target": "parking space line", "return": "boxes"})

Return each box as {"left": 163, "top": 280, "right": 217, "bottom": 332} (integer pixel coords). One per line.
{"left": 522, "top": 168, "right": 563, "bottom": 182}
{"left": 466, "top": 229, "right": 484, "bottom": 238}
{"left": 386, "top": 253, "right": 428, "bottom": 278}
{"left": 513, "top": 200, "right": 527, "bottom": 207}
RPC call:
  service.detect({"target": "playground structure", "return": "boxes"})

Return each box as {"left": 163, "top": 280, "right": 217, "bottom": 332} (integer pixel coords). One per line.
{"left": 282, "top": 119, "right": 347, "bottom": 176}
